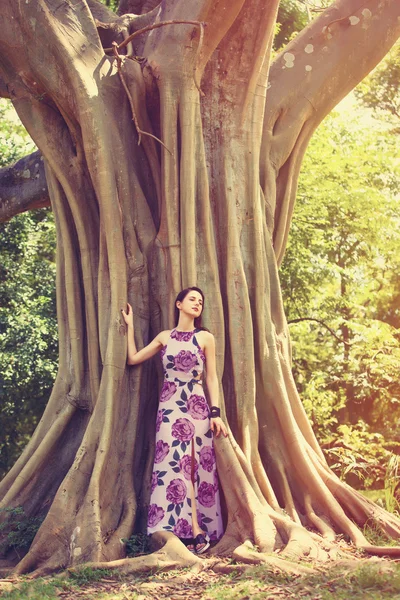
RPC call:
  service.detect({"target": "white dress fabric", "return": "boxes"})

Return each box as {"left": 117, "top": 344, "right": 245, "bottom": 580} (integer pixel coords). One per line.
{"left": 147, "top": 328, "right": 223, "bottom": 541}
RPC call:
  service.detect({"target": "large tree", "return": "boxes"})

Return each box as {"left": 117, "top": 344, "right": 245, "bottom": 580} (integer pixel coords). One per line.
{"left": 1, "top": 0, "right": 400, "bottom": 577}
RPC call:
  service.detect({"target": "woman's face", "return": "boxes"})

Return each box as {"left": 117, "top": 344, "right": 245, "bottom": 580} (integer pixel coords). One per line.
{"left": 177, "top": 290, "right": 204, "bottom": 318}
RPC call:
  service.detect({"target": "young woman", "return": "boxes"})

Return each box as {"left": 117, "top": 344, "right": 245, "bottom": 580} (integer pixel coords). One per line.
{"left": 121, "top": 287, "right": 227, "bottom": 554}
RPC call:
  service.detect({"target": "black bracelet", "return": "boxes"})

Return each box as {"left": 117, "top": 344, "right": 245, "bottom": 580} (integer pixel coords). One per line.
{"left": 210, "top": 406, "right": 221, "bottom": 418}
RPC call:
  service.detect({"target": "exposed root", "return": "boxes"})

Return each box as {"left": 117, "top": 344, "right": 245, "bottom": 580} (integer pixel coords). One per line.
{"left": 232, "top": 541, "right": 315, "bottom": 576}
{"left": 304, "top": 495, "right": 336, "bottom": 542}
{"left": 65, "top": 532, "right": 202, "bottom": 576}
{"left": 359, "top": 545, "right": 400, "bottom": 558}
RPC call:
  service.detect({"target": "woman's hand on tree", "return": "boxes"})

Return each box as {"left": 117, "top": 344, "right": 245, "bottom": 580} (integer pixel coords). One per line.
{"left": 211, "top": 417, "right": 228, "bottom": 437}
{"left": 121, "top": 303, "right": 134, "bottom": 328}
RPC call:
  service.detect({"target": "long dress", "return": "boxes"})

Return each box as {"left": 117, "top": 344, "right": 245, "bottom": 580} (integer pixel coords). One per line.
{"left": 147, "top": 328, "right": 224, "bottom": 541}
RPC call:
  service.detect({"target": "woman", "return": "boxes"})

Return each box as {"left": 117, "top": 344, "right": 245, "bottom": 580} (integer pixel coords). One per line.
{"left": 122, "top": 287, "right": 227, "bottom": 554}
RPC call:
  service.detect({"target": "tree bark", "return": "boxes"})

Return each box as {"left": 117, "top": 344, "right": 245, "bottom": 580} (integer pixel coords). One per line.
{"left": 1, "top": 0, "right": 400, "bottom": 576}
{"left": 0, "top": 151, "right": 50, "bottom": 220}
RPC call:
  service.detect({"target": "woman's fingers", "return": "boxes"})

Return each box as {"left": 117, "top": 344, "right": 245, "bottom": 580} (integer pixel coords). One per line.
{"left": 211, "top": 417, "right": 228, "bottom": 437}
{"left": 121, "top": 303, "right": 134, "bottom": 325}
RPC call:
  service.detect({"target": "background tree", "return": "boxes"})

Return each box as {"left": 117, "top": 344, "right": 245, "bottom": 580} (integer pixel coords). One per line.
{"left": 280, "top": 111, "right": 400, "bottom": 488}
{"left": 0, "top": 101, "right": 57, "bottom": 481}
{"left": 1, "top": 0, "right": 400, "bottom": 576}
{"left": 355, "top": 40, "right": 400, "bottom": 131}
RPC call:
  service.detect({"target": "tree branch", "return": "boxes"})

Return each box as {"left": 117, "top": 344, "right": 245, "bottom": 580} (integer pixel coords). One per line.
{"left": 288, "top": 317, "right": 352, "bottom": 346}
{"left": 0, "top": 151, "right": 50, "bottom": 222}
{"left": 261, "top": 0, "right": 400, "bottom": 264}
{"left": 104, "top": 19, "right": 205, "bottom": 53}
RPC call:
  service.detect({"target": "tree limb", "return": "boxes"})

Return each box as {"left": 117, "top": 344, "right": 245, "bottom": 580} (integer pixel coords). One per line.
{"left": 261, "top": 0, "right": 400, "bottom": 263}
{"left": 104, "top": 19, "right": 205, "bottom": 53}
{"left": 0, "top": 151, "right": 50, "bottom": 222}
{"left": 288, "top": 317, "right": 352, "bottom": 346}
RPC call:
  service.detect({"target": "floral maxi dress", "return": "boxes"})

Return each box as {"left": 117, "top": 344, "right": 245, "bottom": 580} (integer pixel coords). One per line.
{"left": 147, "top": 328, "right": 224, "bottom": 541}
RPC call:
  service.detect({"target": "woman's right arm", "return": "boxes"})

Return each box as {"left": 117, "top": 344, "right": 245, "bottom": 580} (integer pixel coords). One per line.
{"left": 121, "top": 303, "right": 166, "bottom": 365}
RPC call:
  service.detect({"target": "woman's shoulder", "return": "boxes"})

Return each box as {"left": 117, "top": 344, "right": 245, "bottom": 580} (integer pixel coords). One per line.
{"left": 156, "top": 329, "right": 173, "bottom": 346}
{"left": 196, "top": 329, "right": 214, "bottom": 343}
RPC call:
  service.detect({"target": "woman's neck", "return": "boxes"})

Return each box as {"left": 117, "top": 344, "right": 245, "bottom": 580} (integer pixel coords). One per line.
{"left": 176, "top": 316, "right": 195, "bottom": 332}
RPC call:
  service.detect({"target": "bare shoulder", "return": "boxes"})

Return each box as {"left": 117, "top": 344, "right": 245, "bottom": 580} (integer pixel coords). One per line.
{"left": 197, "top": 330, "right": 214, "bottom": 348}
{"left": 156, "top": 329, "right": 172, "bottom": 346}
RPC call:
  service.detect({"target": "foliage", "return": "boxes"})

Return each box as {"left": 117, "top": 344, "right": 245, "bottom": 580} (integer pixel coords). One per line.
{"left": 0, "top": 100, "right": 36, "bottom": 166}
{"left": 98, "top": 0, "right": 119, "bottom": 13}
{"left": 323, "top": 422, "right": 396, "bottom": 490}
{"left": 0, "top": 100, "right": 57, "bottom": 479}
{"left": 384, "top": 455, "right": 400, "bottom": 514}
{"left": 280, "top": 110, "right": 400, "bottom": 487}
{"left": 122, "top": 532, "right": 151, "bottom": 557}
{"left": 355, "top": 40, "right": 400, "bottom": 132}
{"left": 67, "top": 566, "right": 117, "bottom": 585}
{"left": 0, "top": 506, "right": 44, "bottom": 557}
{"left": 274, "top": 0, "right": 309, "bottom": 50}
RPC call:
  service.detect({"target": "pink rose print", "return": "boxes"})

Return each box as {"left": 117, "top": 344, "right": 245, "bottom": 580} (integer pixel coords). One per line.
{"left": 171, "top": 330, "right": 196, "bottom": 342}
{"left": 198, "top": 481, "right": 215, "bottom": 507}
{"left": 173, "top": 518, "right": 192, "bottom": 538}
{"left": 213, "top": 468, "right": 219, "bottom": 491}
{"left": 156, "top": 409, "right": 163, "bottom": 432}
{"left": 197, "top": 510, "right": 206, "bottom": 529}
{"left": 166, "top": 478, "right": 187, "bottom": 504}
{"left": 172, "top": 418, "right": 195, "bottom": 442}
{"left": 174, "top": 350, "right": 198, "bottom": 372}
{"left": 148, "top": 504, "right": 165, "bottom": 527}
{"left": 154, "top": 440, "right": 170, "bottom": 463}
{"left": 160, "top": 381, "right": 177, "bottom": 403}
{"left": 179, "top": 454, "right": 198, "bottom": 481}
{"left": 151, "top": 471, "right": 158, "bottom": 493}
{"left": 199, "top": 446, "right": 215, "bottom": 473}
{"left": 198, "top": 346, "right": 206, "bottom": 363}
{"left": 187, "top": 394, "right": 209, "bottom": 420}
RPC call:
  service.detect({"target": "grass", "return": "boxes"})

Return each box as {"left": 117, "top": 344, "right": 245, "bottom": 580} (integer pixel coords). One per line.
{"left": 361, "top": 489, "right": 386, "bottom": 504}
{"left": 203, "top": 562, "right": 400, "bottom": 600}
{"left": 66, "top": 566, "right": 118, "bottom": 585}
{"left": 0, "top": 567, "right": 120, "bottom": 600}
{"left": 0, "top": 578, "right": 75, "bottom": 600}
{"left": 2, "top": 561, "right": 400, "bottom": 600}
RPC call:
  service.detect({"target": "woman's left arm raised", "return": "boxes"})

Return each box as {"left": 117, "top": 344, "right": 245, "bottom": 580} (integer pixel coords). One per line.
{"left": 204, "top": 332, "right": 228, "bottom": 438}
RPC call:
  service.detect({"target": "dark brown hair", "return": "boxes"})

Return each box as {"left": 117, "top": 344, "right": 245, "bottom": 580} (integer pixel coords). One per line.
{"left": 174, "top": 287, "right": 208, "bottom": 330}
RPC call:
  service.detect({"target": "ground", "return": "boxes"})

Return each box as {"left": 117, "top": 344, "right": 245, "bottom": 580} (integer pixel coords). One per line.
{"left": 1, "top": 555, "right": 400, "bottom": 600}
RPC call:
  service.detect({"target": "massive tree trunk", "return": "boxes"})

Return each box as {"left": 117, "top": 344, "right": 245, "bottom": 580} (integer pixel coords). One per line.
{"left": 1, "top": 0, "right": 400, "bottom": 575}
